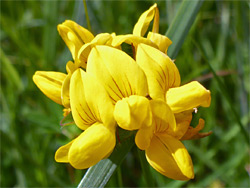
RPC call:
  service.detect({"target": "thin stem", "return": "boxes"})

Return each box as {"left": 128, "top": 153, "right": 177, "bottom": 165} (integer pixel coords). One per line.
{"left": 83, "top": 0, "right": 92, "bottom": 32}
{"left": 137, "top": 149, "right": 155, "bottom": 187}
{"left": 116, "top": 166, "right": 123, "bottom": 187}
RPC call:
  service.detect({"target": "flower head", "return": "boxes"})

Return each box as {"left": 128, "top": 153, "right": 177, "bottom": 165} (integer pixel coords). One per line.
{"left": 32, "top": 3, "right": 212, "bottom": 182}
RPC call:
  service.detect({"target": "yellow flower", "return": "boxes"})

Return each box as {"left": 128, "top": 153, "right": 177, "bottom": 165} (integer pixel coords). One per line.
{"left": 111, "top": 4, "right": 172, "bottom": 55}
{"left": 33, "top": 61, "right": 77, "bottom": 110}
{"left": 32, "top": 71, "right": 67, "bottom": 105}
{"left": 142, "top": 100, "right": 194, "bottom": 180}
{"left": 136, "top": 43, "right": 211, "bottom": 139}
{"left": 57, "top": 20, "right": 94, "bottom": 64}
{"left": 55, "top": 69, "right": 116, "bottom": 169}
{"left": 86, "top": 45, "right": 152, "bottom": 131}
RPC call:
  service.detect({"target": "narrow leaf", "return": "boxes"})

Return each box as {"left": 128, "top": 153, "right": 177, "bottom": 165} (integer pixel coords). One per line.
{"left": 166, "top": 0, "right": 204, "bottom": 59}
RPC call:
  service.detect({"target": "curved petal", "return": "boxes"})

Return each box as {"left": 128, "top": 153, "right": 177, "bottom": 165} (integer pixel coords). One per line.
{"left": 133, "top": 3, "right": 159, "bottom": 36}
{"left": 168, "top": 111, "right": 193, "bottom": 139}
{"left": 61, "top": 73, "right": 71, "bottom": 108}
{"left": 111, "top": 34, "right": 158, "bottom": 49}
{"left": 55, "top": 139, "right": 75, "bottom": 163}
{"left": 150, "top": 100, "right": 176, "bottom": 133}
{"left": 70, "top": 69, "right": 115, "bottom": 130}
{"left": 68, "top": 123, "right": 116, "bottom": 169}
{"left": 62, "top": 61, "right": 78, "bottom": 108}
{"left": 135, "top": 126, "right": 153, "bottom": 150}
{"left": 147, "top": 32, "right": 172, "bottom": 53}
{"left": 137, "top": 43, "right": 181, "bottom": 101}
{"left": 87, "top": 45, "right": 148, "bottom": 103}
{"left": 77, "top": 33, "right": 114, "bottom": 68}
{"left": 181, "top": 119, "right": 212, "bottom": 140}
{"left": 166, "top": 81, "right": 211, "bottom": 113}
{"left": 146, "top": 135, "right": 194, "bottom": 180}
{"left": 57, "top": 20, "right": 94, "bottom": 60}
{"left": 66, "top": 60, "right": 77, "bottom": 74}
{"left": 33, "top": 71, "right": 66, "bottom": 105}
{"left": 114, "top": 95, "right": 152, "bottom": 130}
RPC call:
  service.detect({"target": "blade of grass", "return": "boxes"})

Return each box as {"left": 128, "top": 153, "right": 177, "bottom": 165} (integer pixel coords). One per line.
{"left": 83, "top": 0, "right": 91, "bottom": 32}
{"left": 166, "top": 0, "right": 203, "bottom": 59}
{"left": 0, "top": 48, "right": 24, "bottom": 92}
{"left": 192, "top": 39, "right": 250, "bottom": 145}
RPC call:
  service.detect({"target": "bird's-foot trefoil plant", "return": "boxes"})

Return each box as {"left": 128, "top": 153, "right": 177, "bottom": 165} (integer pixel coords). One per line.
{"left": 33, "top": 3, "right": 212, "bottom": 186}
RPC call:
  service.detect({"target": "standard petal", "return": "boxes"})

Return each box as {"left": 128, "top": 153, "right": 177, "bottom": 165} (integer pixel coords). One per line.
{"left": 133, "top": 3, "right": 159, "bottom": 36}
{"left": 70, "top": 69, "right": 115, "bottom": 130}
{"left": 147, "top": 32, "right": 172, "bottom": 53}
{"left": 166, "top": 81, "right": 211, "bottom": 113}
{"left": 68, "top": 123, "right": 116, "bottom": 169}
{"left": 87, "top": 45, "right": 148, "bottom": 103}
{"left": 55, "top": 139, "right": 75, "bottom": 163}
{"left": 181, "top": 119, "right": 212, "bottom": 140}
{"left": 137, "top": 43, "right": 181, "bottom": 101}
{"left": 150, "top": 100, "right": 176, "bottom": 133}
{"left": 57, "top": 20, "right": 94, "bottom": 60}
{"left": 146, "top": 135, "right": 194, "bottom": 180}
{"left": 33, "top": 71, "right": 66, "bottom": 105}
{"left": 114, "top": 95, "right": 152, "bottom": 130}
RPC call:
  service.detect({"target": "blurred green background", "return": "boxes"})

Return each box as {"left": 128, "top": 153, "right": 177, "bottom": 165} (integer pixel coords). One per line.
{"left": 1, "top": 0, "right": 249, "bottom": 187}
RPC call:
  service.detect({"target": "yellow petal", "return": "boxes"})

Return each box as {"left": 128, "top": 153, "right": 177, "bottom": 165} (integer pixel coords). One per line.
{"left": 137, "top": 43, "right": 181, "bottom": 101}
{"left": 68, "top": 123, "right": 116, "bottom": 169}
{"left": 166, "top": 81, "right": 211, "bottom": 113}
{"left": 77, "top": 33, "right": 113, "bottom": 68}
{"left": 77, "top": 43, "right": 92, "bottom": 67}
{"left": 33, "top": 71, "right": 66, "bottom": 105}
{"left": 111, "top": 34, "right": 158, "bottom": 49}
{"left": 61, "top": 73, "right": 71, "bottom": 108}
{"left": 57, "top": 20, "right": 94, "bottom": 60}
{"left": 168, "top": 111, "right": 193, "bottom": 139}
{"left": 181, "top": 119, "right": 212, "bottom": 140}
{"left": 135, "top": 126, "right": 153, "bottom": 150}
{"left": 150, "top": 100, "right": 176, "bottom": 133}
{"left": 147, "top": 32, "right": 172, "bottom": 53}
{"left": 66, "top": 60, "right": 77, "bottom": 73}
{"left": 133, "top": 3, "right": 159, "bottom": 36}
{"left": 87, "top": 45, "right": 148, "bottom": 103}
{"left": 55, "top": 139, "right": 75, "bottom": 163}
{"left": 70, "top": 69, "right": 115, "bottom": 130}
{"left": 91, "top": 33, "right": 113, "bottom": 44}
{"left": 146, "top": 134, "right": 194, "bottom": 180}
{"left": 114, "top": 95, "right": 152, "bottom": 130}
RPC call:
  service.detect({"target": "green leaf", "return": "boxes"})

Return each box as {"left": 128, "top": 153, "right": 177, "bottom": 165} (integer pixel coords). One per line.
{"left": 0, "top": 48, "right": 24, "bottom": 92}
{"left": 166, "top": 0, "right": 203, "bottom": 59}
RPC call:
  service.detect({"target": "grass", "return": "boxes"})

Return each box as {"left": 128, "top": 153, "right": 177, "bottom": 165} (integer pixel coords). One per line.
{"left": 1, "top": 0, "right": 249, "bottom": 187}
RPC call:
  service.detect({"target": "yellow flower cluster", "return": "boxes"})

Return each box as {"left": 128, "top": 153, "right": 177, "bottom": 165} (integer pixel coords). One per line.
{"left": 33, "top": 4, "right": 211, "bottom": 180}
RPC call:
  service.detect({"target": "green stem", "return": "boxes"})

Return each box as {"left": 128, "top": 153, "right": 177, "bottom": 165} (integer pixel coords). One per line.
{"left": 116, "top": 166, "right": 123, "bottom": 187}
{"left": 83, "top": 0, "right": 92, "bottom": 32}
{"left": 138, "top": 149, "right": 155, "bottom": 187}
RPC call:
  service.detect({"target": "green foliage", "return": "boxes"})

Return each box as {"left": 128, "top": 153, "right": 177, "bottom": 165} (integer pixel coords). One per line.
{"left": 1, "top": 1, "right": 249, "bottom": 187}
